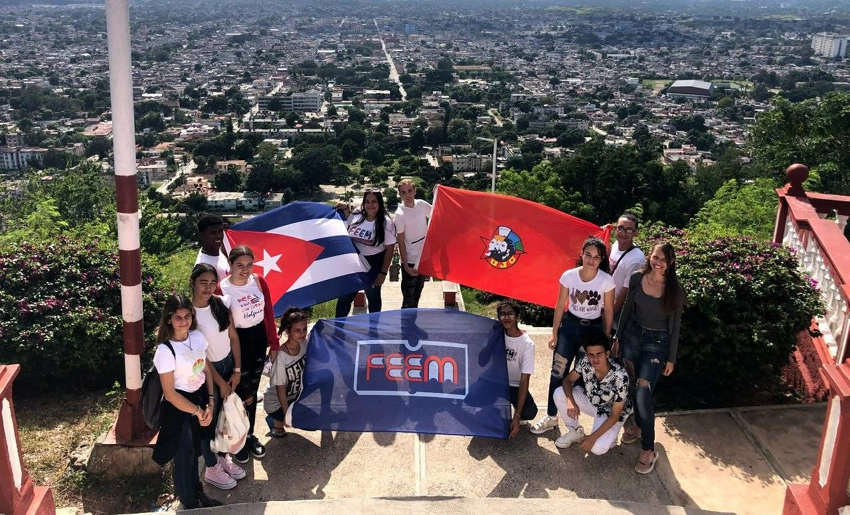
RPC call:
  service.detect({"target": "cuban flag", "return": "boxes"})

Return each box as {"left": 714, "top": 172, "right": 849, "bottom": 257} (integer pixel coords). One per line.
{"left": 224, "top": 202, "right": 369, "bottom": 315}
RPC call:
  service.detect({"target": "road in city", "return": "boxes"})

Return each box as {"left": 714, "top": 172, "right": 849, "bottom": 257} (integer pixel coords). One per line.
{"left": 375, "top": 19, "right": 407, "bottom": 102}
{"left": 488, "top": 108, "right": 504, "bottom": 127}
{"left": 157, "top": 160, "right": 197, "bottom": 195}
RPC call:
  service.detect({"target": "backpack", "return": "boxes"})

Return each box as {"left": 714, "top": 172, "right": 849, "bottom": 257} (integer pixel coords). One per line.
{"left": 141, "top": 341, "right": 175, "bottom": 430}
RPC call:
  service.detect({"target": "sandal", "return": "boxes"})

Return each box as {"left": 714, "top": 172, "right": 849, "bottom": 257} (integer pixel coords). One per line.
{"left": 266, "top": 413, "right": 286, "bottom": 438}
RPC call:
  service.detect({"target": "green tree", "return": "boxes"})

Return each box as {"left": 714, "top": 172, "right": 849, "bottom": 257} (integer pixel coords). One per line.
{"left": 215, "top": 166, "right": 243, "bottom": 192}
{"left": 689, "top": 179, "right": 777, "bottom": 241}
{"left": 749, "top": 93, "right": 850, "bottom": 193}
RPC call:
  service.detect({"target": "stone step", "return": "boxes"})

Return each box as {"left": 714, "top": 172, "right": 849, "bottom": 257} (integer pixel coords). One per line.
{"left": 131, "top": 496, "right": 730, "bottom": 515}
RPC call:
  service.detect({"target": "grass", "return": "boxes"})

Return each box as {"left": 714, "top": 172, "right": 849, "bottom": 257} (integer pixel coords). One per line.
{"left": 156, "top": 247, "right": 197, "bottom": 295}
{"left": 641, "top": 79, "right": 671, "bottom": 93}
{"left": 15, "top": 388, "right": 172, "bottom": 514}
{"left": 309, "top": 299, "right": 338, "bottom": 320}
{"left": 460, "top": 287, "right": 500, "bottom": 318}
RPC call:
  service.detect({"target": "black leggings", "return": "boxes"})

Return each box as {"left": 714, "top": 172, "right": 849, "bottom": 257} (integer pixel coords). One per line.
{"left": 235, "top": 322, "right": 268, "bottom": 436}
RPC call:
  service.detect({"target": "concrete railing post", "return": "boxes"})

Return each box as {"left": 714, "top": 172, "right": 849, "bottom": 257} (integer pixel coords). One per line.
{"left": 0, "top": 365, "right": 55, "bottom": 515}
{"left": 784, "top": 359, "right": 850, "bottom": 514}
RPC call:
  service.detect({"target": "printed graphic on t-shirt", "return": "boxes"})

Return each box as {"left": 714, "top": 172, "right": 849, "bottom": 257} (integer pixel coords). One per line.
{"left": 570, "top": 289, "right": 602, "bottom": 309}
{"left": 235, "top": 293, "right": 264, "bottom": 322}
{"left": 284, "top": 356, "right": 306, "bottom": 400}
{"left": 187, "top": 357, "right": 205, "bottom": 391}
{"left": 349, "top": 224, "right": 375, "bottom": 246}
{"left": 505, "top": 347, "right": 517, "bottom": 361}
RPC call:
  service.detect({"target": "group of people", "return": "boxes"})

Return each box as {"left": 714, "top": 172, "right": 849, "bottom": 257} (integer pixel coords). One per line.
{"left": 503, "top": 214, "right": 685, "bottom": 476}
{"left": 150, "top": 179, "right": 433, "bottom": 509}
{"left": 150, "top": 179, "right": 684, "bottom": 509}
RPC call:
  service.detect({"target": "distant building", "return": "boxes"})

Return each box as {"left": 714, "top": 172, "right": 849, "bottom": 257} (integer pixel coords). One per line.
{"left": 0, "top": 147, "right": 46, "bottom": 170}
{"left": 257, "top": 90, "right": 323, "bottom": 112}
{"left": 811, "top": 33, "right": 847, "bottom": 58}
{"left": 666, "top": 80, "right": 714, "bottom": 100}
{"left": 452, "top": 154, "right": 485, "bottom": 173}
{"left": 207, "top": 192, "right": 258, "bottom": 212}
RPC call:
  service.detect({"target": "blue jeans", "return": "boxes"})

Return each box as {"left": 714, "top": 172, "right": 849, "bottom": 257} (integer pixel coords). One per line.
{"left": 336, "top": 252, "right": 385, "bottom": 316}
{"left": 201, "top": 352, "right": 234, "bottom": 467}
{"left": 546, "top": 315, "right": 605, "bottom": 417}
{"left": 621, "top": 320, "right": 669, "bottom": 452}
{"left": 173, "top": 415, "right": 200, "bottom": 506}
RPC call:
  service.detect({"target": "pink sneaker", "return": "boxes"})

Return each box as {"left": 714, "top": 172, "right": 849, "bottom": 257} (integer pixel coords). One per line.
{"left": 218, "top": 455, "right": 246, "bottom": 480}
{"left": 204, "top": 463, "right": 236, "bottom": 490}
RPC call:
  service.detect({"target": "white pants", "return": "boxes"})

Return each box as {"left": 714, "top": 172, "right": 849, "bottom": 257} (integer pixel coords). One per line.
{"left": 553, "top": 385, "right": 623, "bottom": 455}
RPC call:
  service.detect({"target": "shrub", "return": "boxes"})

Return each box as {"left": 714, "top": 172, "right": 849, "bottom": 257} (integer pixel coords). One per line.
{"left": 0, "top": 237, "right": 168, "bottom": 390}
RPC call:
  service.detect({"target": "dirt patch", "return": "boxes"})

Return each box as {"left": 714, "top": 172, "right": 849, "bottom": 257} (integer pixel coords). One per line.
{"left": 14, "top": 388, "right": 173, "bottom": 514}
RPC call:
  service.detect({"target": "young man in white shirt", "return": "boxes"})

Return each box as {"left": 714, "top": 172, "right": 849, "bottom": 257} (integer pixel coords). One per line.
{"left": 393, "top": 179, "right": 432, "bottom": 308}
{"left": 195, "top": 214, "right": 230, "bottom": 281}
{"left": 610, "top": 213, "right": 645, "bottom": 328}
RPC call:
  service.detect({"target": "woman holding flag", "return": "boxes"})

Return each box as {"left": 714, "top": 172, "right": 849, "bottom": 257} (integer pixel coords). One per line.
{"left": 335, "top": 190, "right": 397, "bottom": 317}
{"left": 530, "top": 237, "right": 616, "bottom": 436}
{"left": 219, "top": 245, "right": 279, "bottom": 463}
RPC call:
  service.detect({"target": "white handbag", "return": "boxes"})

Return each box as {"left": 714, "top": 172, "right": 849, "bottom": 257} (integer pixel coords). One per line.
{"left": 211, "top": 394, "right": 249, "bottom": 455}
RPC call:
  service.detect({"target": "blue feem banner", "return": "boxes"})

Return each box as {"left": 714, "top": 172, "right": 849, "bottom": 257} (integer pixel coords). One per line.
{"left": 292, "top": 309, "right": 512, "bottom": 439}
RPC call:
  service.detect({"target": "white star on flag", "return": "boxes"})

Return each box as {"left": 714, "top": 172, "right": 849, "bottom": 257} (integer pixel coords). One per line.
{"left": 255, "top": 249, "right": 282, "bottom": 278}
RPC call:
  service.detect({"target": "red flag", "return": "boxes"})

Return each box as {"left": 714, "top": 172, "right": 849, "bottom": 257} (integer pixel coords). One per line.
{"left": 224, "top": 229, "right": 324, "bottom": 306}
{"left": 417, "top": 186, "right": 612, "bottom": 308}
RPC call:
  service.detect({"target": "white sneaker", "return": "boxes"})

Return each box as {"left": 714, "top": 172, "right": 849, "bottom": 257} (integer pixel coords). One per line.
{"left": 555, "top": 426, "right": 585, "bottom": 449}
{"left": 218, "top": 455, "right": 246, "bottom": 480}
{"left": 204, "top": 463, "right": 237, "bottom": 490}
{"left": 529, "top": 415, "right": 559, "bottom": 435}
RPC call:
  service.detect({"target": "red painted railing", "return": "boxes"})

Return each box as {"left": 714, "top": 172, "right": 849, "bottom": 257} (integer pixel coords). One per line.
{"left": 775, "top": 164, "right": 850, "bottom": 365}
{"left": 0, "top": 365, "right": 55, "bottom": 515}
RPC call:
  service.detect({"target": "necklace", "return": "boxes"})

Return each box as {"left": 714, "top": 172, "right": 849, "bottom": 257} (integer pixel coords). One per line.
{"left": 283, "top": 341, "right": 300, "bottom": 355}
{"left": 647, "top": 276, "right": 665, "bottom": 288}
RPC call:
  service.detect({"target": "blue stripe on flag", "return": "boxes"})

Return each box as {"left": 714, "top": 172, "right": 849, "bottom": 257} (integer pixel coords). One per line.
{"left": 231, "top": 201, "right": 339, "bottom": 232}
{"left": 230, "top": 202, "right": 369, "bottom": 311}
{"left": 292, "top": 309, "right": 512, "bottom": 438}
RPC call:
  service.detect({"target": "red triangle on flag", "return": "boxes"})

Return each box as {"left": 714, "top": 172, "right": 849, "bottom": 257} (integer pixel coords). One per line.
{"left": 224, "top": 229, "right": 324, "bottom": 305}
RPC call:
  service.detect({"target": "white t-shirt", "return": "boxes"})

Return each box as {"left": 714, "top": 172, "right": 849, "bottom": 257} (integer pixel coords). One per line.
{"left": 609, "top": 244, "right": 645, "bottom": 301}
{"left": 505, "top": 332, "right": 535, "bottom": 387}
{"left": 195, "top": 295, "right": 233, "bottom": 363}
{"left": 263, "top": 343, "right": 307, "bottom": 413}
{"left": 346, "top": 212, "right": 397, "bottom": 256}
{"left": 559, "top": 267, "right": 616, "bottom": 319}
{"left": 195, "top": 250, "right": 230, "bottom": 283}
{"left": 394, "top": 199, "right": 432, "bottom": 265}
{"left": 153, "top": 330, "right": 208, "bottom": 393}
{"left": 219, "top": 275, "right": 265, "bottom": 329}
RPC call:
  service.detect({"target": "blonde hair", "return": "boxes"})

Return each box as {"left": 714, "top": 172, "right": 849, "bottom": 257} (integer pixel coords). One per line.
{"left": 397, "top": 178, "right": 416, "bottom": 190}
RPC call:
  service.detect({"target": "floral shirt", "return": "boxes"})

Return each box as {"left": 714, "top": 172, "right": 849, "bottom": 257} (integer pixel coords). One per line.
{"left": 575, "top": 355, "right": 633, "bottom": 422}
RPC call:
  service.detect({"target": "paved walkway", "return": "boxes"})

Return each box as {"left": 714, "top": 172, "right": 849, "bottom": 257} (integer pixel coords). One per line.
{"left": 138, "top": 281, "right": 826, "bottom": 514}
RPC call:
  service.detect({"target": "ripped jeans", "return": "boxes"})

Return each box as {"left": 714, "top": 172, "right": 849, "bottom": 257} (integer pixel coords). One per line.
{"left": 620, "top": 320, "right": 669, "bottom": 452}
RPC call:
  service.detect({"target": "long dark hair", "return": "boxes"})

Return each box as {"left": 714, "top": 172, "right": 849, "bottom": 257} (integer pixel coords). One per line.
{"left": 278, "top": 307, "right": 309, "bottom": 336}
{"left": 353, "top": 190, "right": 388, "bottom": 246}
{"left": 641, "top": 242, "right": 685, "bottom": 314}
{"left": 190, "top": 263, "right": 231, "bottom": 333}
{"left": 156, "top": 294, "right": 197, "bottom": 342}
{"left": 575, "top": 237, "right": 611, "bottom": 274}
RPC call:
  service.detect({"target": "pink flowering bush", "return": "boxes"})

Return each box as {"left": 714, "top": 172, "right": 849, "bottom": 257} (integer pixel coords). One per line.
{"left": 0, "top": 237, "right": 168, "bottom": 389}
